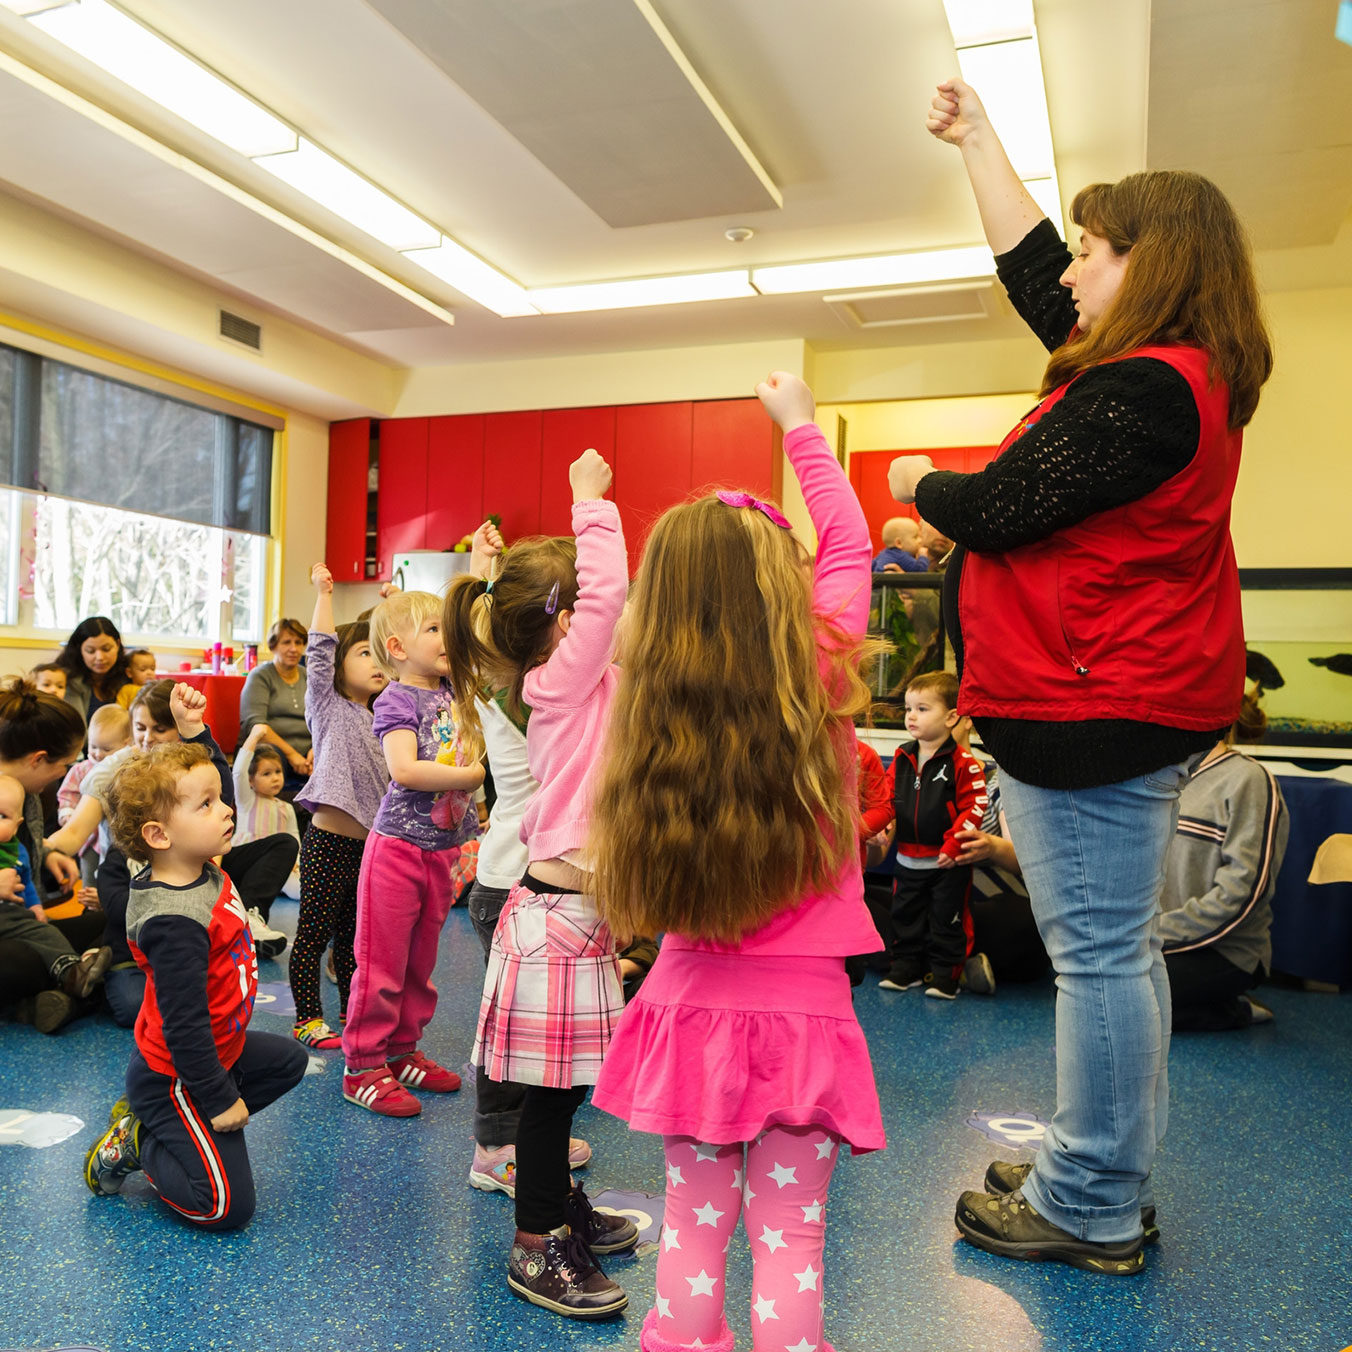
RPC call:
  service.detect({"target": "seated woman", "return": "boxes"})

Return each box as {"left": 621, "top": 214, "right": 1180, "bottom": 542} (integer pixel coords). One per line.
{"left": 239, "top": 617, "right": 311, "bottom": 799}
{"left": 1159, "top": 693, "right": 1288, "bottom": 1030}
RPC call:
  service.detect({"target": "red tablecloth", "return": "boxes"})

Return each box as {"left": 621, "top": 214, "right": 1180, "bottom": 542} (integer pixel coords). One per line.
{"left": 155, "top": 671, "right": 246, "bottom": 754}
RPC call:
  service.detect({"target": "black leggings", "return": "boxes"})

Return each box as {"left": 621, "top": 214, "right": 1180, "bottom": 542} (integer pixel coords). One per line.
{"left": 515, "top": 1082, "right": 588, "bottom": 1234}
{"left": 221, "top": 834, "right": 299, "bottom": 922}
{"left": 289, "top": 827, "right": 363, "bottom": 1023}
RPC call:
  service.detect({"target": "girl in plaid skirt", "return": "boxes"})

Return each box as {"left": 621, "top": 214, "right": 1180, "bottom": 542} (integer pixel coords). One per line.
{"left": 589, "top": 374, "right": 887, "bottom": 1352}
{"left": 444, "top": 448, "right": 637, "bottom": 1321}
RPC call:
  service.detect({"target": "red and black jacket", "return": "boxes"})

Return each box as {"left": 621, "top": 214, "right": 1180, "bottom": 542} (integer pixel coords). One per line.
{"left": 884, "top": 737, "right": 987, "bottom": 865}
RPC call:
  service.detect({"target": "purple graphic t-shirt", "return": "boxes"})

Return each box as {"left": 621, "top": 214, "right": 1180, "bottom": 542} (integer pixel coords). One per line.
{"left": 370, "top": 681, "right": 476, "bottom": 852}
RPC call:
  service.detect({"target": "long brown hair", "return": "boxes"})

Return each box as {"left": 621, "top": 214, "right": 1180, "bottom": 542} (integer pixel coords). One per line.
{"left": 591, "top": 495, "right": 874, "bottom": 944}
{"left": 1042, "top": 171, "right": 1272, "bottom": 429}
{"left": 442, "top": 538, "right": 579, "bottom": 752}
{"left": 0, "top": 677, "right": 86, "bottom": 762}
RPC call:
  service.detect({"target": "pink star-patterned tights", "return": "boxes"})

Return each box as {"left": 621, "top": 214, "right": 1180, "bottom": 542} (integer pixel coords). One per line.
{"left": 640, "top": 1124, "right": 840, "bottom": 1352}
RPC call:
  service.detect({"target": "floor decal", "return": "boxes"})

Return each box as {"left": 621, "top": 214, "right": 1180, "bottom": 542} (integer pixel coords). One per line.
{"left": 252, "top": 982, "right": 296, "bottom": 1018}
{"left": 0, "top": 1110, "right": 86, "bottom": 1149}
{"left": 589, "top": 1188, "right": 665, "bottom": 1255}
{"left": 964, "top": 1110, "right": 1049, "bottom": 1151}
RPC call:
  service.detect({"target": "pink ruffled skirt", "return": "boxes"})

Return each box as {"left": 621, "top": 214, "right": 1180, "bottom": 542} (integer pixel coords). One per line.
{"left": 591, "top": 947, "right": 885, "bottom": 1154}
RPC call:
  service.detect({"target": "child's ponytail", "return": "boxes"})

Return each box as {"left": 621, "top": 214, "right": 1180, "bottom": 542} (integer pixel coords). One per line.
{"left": 0, "top": 676, "right": 87, "bottom": 764}
{"left": 442, "top": 574, "right": 495, "bottom": 760}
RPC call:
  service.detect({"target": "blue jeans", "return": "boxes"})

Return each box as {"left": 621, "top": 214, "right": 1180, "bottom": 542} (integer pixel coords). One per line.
{"left": 103, "top": 963, "right": 145, "bottom": 1028}
{"left": 999, "top": 761, "right": 1192, "bottom": 1243}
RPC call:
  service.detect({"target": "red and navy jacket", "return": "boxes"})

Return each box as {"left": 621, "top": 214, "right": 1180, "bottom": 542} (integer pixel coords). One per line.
{"left": 126, "top": 863, "right": 258, "bottom": 1117}
{"left": 856, "top": 738, "right": 894, "bottom": 868}
{"left": 884, "top": 737, "right": 987, "bottom": 866}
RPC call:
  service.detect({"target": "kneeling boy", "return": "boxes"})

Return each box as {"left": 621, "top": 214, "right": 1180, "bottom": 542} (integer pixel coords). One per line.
{"left": 83, "top": 723, "right": 307, "bottom": 1229}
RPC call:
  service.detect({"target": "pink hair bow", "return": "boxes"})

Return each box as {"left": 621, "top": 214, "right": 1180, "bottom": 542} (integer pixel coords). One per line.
{"left": 715, "top": 489, "right": 791, "bottom": 530}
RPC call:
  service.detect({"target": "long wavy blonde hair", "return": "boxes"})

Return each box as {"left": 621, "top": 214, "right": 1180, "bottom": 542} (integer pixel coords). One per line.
{"left": 592, "top": 494, "right": 873, "bottom": 943}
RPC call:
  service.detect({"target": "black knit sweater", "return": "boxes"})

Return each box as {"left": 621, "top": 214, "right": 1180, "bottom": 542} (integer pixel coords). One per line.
{"left": 915, "top": 220, "right": 1225, "bottom": 790}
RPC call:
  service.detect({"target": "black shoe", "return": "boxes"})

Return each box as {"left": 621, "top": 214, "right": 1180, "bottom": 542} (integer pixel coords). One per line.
{"left": 563, "top": 1186, "right": 639, "bottom": 1254}
{"left": 879, "top": 963, "right": 926, "bottom": 992}
{"left": 507, "top": 1229, "right": 628, "bottom": 1319}
{"left": 16, "top": 990, "right": 78, "bottom": 1034}
{"left": 956, "top": 1189, "right": 1145, "bottom": 1274}
{"left": 962, "top": 952, "right": 996, "bottom": 995}
{"left": 925, "top": 971, "right": 960, "bottom": 1000}
{"left": 984, "top": 1160, "right": 1160, "bottom": 1245}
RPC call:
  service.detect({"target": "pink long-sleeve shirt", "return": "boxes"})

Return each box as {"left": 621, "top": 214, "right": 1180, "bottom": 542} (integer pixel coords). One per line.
{"left": 662, "top": 421, "right": 883, "bottom": 958}
{"left": 518, "top": 497, "right": 627, "bottom": 864}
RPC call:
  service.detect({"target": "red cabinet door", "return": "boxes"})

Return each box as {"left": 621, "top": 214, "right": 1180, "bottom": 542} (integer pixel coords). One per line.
{"left": 483, "top": 410, "right": 543, "bottom": 542}
{"left": 326, "top": 419, "right": 371, "bottom": 583}
{"left": 541, "top": 406, "right": 616, "bottom": 536}
{"left": 375, "top": 418, "right": 431, "bottom": 579}
{"left": 615, "top": 402, "right": 693, "bottom": 567}
{"left": 848, "top": 445, "right": 996, "bottom": 554}
{"left": 691, "top": 398, "right": 782, "bottom": 503}
{"left": 425, "top": 415, "right": 485, "bottom": 551}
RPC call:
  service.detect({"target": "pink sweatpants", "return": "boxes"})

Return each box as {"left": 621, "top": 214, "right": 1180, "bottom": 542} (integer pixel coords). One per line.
{"left": 341, "top": 833, "right": 457, "bottom": 1069}
{"left": 641, "top": 1124, "right": 840, "bottom": 1352}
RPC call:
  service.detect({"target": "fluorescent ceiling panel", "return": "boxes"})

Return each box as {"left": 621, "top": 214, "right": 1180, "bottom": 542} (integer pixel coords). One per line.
{"left": 955, "top": 36, "right": 1055, "bottom": 179}
{"left": 402, "top": 239, "right": 539, "bottom": 318}
{"left": 253, "top": 139, "right": 440, "bottom": 253}
{"left": 942, "top": 0, "right": 1034, "bottom": 47}
{"left": 28, "top": 0, "right": 297, "bottom": 158}
{"left": 752, "top": 247, "right": 994, "bottom": 296}
{"left": 527, "top": 271, "right": 755, "bottom": 314}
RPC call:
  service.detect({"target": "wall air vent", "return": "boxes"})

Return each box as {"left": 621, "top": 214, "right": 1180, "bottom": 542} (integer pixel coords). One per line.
{"left": 219, "top": 310, "right": 262, "bottom": 351}
{"left": 824, "top": 281, "right": 996, "bottom": 329}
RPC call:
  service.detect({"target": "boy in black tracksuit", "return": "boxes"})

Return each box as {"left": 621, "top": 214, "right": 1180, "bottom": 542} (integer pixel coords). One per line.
{"left": 879, "top": 672, "right": 987, "bottom": 999}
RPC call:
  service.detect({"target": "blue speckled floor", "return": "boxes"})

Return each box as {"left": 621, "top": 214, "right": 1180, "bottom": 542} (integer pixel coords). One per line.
{"left": 3, "top": 901, "right": 1350, "bottom": 1352}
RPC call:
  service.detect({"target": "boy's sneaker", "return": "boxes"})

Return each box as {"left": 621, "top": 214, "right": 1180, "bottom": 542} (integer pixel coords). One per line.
{"left": 962, "top": 952, "right": 997, "bottom": 996}
{"left": 878, "top": 963, "right": 926, "bottom": 992}
{"left": 84, "top": 1112, "right": 142, "bottom": 1196}
{"left": 926, "top": 971, "right": 960, "bottom": 1000}
{"left": 563, "top": 1185, "right": 639, "bottom": 1254}
{"left": 956, "top": 1189, "right": 1145, "bottom": 1274}
{"left": 470, "top": 1138, "right": 593, "bottom": 1197}
{"left": 293, "top": 1017, "right": 343, "bottom": 1050}
{"left": 61, "top": 947, "right": 113, "bottom": 999}
{"left": 984, "top": 1159, "right": 1160, "bottom": 1245}
{"left": 343, "top": 1066, "right": 421, "bottom": 1117}
{"left": 507, "top": 1228, "right": 628, "bottom": 1319}
{"left": 246, "top": 908, "right": 288, "bottom": 960}
{"left": 389, "top": 1050, "right": 461, "bottom": 1092}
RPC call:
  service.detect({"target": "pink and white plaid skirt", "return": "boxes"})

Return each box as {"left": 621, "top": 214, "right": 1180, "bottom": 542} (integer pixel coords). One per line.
{"left": 472, "top": 880, "right": 623, "bottom": 1088}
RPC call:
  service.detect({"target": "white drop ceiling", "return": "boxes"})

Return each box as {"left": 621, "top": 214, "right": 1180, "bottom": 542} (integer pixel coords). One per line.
{"left": 0, "top": 0, "right": 1348, "bottom": 370}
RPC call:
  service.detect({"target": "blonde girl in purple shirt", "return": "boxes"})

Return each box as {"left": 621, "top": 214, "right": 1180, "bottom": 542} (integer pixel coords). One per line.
{"left": 443, "top": 449, "right": 638, "bottom": 1322}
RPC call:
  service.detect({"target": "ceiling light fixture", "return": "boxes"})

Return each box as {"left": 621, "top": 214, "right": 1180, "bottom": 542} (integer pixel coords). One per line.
{"left": 27, "top": 0, "right": 297, "bottom": 158}
{"left": 941, "top": 0, "right": 1034, "bottom": 47}
{"left": 751, "top": 246, "right": 994, "bottom": 296}
{"left": 402, "top": 238, "right": 539, "bottom": 318}
{"left": 253, "top": 139, "right": 440, "bottom": 253}
{"left": 527, "top": 270, "right": 755, "bottom": 314}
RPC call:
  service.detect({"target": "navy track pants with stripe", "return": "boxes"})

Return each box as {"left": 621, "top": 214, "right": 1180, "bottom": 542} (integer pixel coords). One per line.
{"left": 126, "top": 1031, "right": 308, "bottom": 1231}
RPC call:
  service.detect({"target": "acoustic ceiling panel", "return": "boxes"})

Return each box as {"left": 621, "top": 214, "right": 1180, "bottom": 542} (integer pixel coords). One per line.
{"left": 367, "top": 0, "right": 781, "bottom": 227}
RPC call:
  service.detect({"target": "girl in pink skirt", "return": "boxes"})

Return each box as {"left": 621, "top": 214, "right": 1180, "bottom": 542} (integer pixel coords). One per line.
{"left": 444, "top": 448, "right": 638, "bottom": 1322}
{"left": 590, "top": 372, "right": 887, "bottom": 1352}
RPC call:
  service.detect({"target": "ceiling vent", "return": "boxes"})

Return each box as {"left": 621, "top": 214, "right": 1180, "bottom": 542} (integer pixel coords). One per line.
{"left": 219, "top": 309, "right": 262, "bottom": 351}
{"left": 824, "top": 281, "right": 996, "bottom": 329}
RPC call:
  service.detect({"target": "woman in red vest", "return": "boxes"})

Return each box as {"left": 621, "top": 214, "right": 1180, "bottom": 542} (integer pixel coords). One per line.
{"left": 888, "top": 79, "right": 1272, "bottom": 1275}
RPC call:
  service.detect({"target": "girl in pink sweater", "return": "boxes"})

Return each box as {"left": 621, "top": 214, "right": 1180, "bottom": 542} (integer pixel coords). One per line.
{"left": 590, "top": 374, "right": 886, "bottom": 1352}
{"left": 444, "top": 449, "right": 638, "bottom": 1322}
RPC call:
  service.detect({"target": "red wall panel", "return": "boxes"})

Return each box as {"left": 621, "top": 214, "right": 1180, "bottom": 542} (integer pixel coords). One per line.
{"left": 691, "top": 398, "right": 782, "bottom": 503}
{"left": 541, "top": 406, "right": 616, "bottom": 536}
{"left": 614, "top": 401, "right": 693, "bottom": 566}
{"left": 425, "top": 415, "right": 485, "bottom": 550}
{"left": 483, "top": 410, "right": 543, "bottom": 542}
{"left": 375, "top": 418, "right": 430, "bottom": 579}
{"left": 326, "top": 419, "right": 371, "bottom": 583}
{"left": 849, "top": 445, "right": 997, "bottom": 554}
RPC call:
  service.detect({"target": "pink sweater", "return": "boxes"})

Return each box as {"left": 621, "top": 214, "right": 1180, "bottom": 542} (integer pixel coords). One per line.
{"left": 518, "top": 498, "right": 627, "bottom": 863}
{"left": 662, "top": 422, "right": 882, "bottom": 958}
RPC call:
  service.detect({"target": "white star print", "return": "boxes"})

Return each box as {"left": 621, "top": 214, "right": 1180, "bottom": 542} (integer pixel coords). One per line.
{"left": 655, "top": 1292, "right": 672, "bottom": 1319}
{"left": 667, "top": 1163, "right": 686, "bottom": 1187}
{"left": 686, "top": 1269, "right": 717, "bottom": 1297}
{"left": 690, "top": 1340, "right": 706, "bottom": 1350}
{"left": 793, "top": 1262, "right": 820, "bottom": 1293}
{"left": 753, "top": 1294, "right": 778, "bottom": 1323}
{"left": 801, "top": 1198, "right": 824, "bottom": 1223}
{"left": 663, "top": 1226, "right": 681, "bottom": 1251}
{"left": 784, "top": 1340, "right": 817, "bottom": 1352}
{"left": 693, "top": 1141, "right": 722, "bottom": 1163}
{"left": 743, "top": 1180, "right": 757, "bottom": 1205}
{"left": 814, "top": 1138, "right": 835, "bottom": 1160}
{"left": 731, "top": 1167, "right": 743, "bottom": 1190}
{"left": 759, "top": 1225, "right": 786, "bottom": 1253}
{"left": 769, "top": 1162, "right": 799, "bottom": 1188}
{"left": 693, "top": 1201, "right": 725, "bottom": 1227}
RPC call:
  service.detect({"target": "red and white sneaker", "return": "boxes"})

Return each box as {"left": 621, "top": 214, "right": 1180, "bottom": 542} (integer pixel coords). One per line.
{"left": 343, "top": 1066, "right": 421, "bottom": 1117}
{"left": 389, "top": 1050, "right": 461, "bottom": 1093}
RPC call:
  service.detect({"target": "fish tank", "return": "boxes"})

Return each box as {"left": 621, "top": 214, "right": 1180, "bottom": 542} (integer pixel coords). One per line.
{"left": 862, "top": 567, "right": 1352, "bottom": 749}
{"left": 1240, "top": 569, "right": 1352, "bottom": 749}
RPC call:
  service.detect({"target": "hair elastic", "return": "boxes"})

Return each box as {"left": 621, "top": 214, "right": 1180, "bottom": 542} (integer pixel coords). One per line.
{"left": 715, "top": 489, "right": 791, "bottom": 530}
